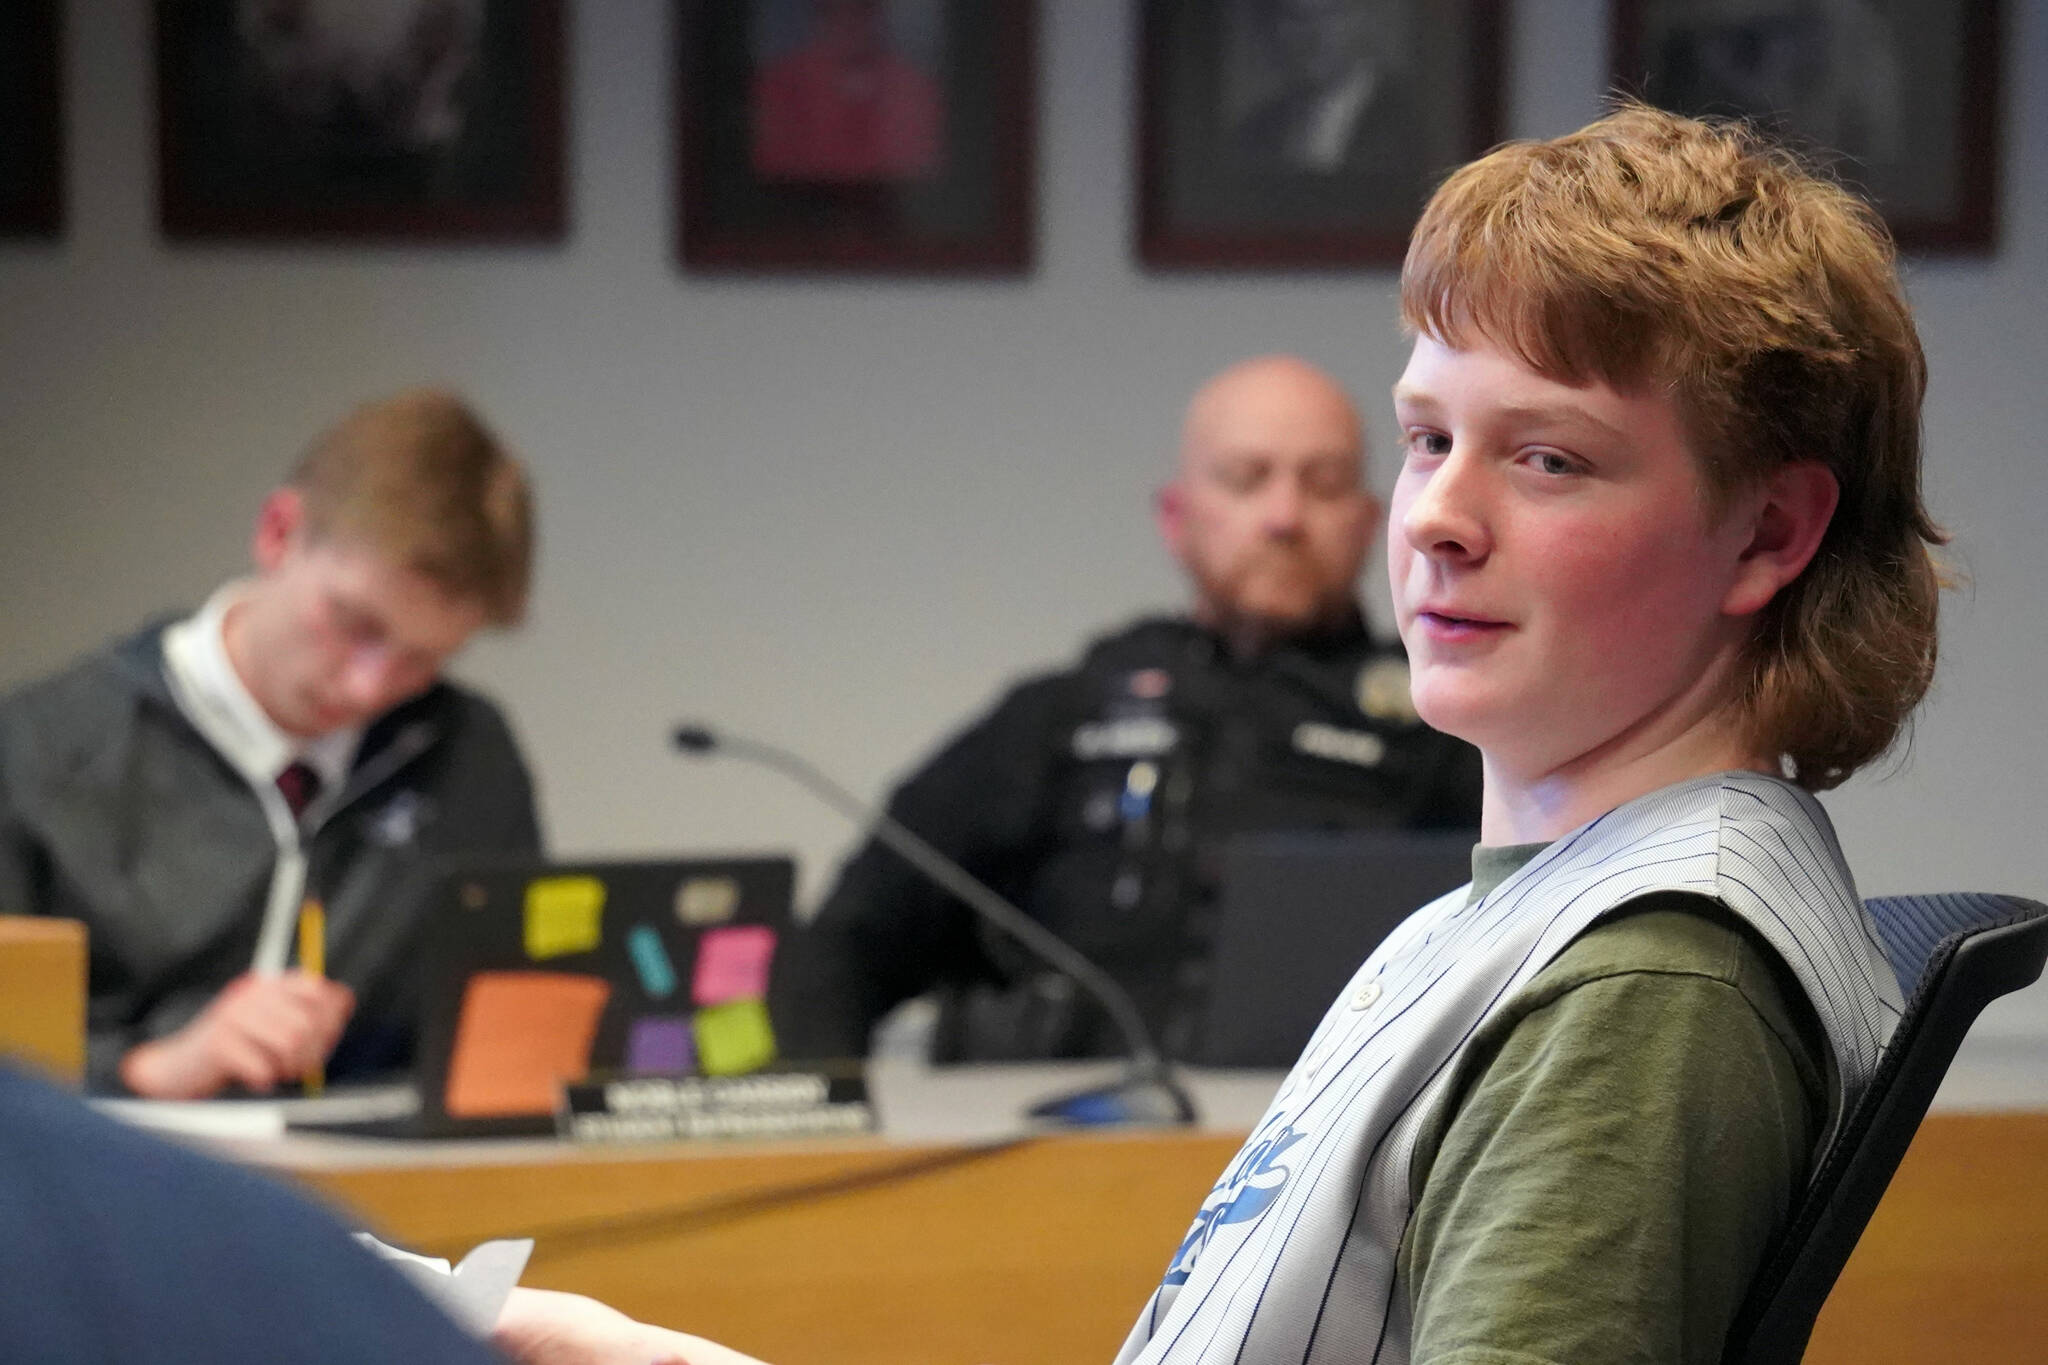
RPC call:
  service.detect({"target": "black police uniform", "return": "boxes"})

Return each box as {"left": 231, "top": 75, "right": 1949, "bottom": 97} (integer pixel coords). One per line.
{"left": 768, "top": 610, "right": 1482, "bottom": 1062}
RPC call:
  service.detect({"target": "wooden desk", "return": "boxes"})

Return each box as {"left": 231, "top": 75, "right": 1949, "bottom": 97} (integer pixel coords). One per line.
{"left": 0, "top": 916, "right": 85, "bottom": 1084}
{"left": 217, "top": 1057, "right": 2048, "bottom": 1365}
{"left": 305, "top": 1129, "right": 1238, "bottom": 1364}
{"left": 236, "top": 1062, "right": 1256, "bottom": 1364}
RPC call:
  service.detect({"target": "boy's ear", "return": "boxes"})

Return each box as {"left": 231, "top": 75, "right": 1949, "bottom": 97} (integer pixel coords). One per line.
{"left": 251, "top": 488, "right": 307, "bottom": 574}
{"left": 1722, "top": 462, "right": 1839, "bottom": 618}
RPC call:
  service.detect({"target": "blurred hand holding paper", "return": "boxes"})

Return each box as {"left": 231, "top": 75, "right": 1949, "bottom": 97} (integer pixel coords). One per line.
{"left": 354, "top": 1232, "right": 534, "bottom": 1335}
{"left": 493, "top": 1287, "right": 776, "bottom": 1365}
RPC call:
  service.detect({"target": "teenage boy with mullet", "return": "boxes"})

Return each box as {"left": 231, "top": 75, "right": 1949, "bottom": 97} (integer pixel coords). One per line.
{"left": 1111, "top": 102, "right": 1941, "bottom": 1365}
{"left": 474, "top": 104, "right": 1950, "bottom": 1365}
{"left": 0, "top": 390, "right": 541, "bottom": 1099}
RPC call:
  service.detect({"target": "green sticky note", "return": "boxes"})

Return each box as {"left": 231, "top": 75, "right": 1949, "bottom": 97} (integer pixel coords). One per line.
{"left": 693, "top": 998, "right": 778, "bottom": 1077}
{"left": 524, "top": 876, "right": 605, "bottom": 960}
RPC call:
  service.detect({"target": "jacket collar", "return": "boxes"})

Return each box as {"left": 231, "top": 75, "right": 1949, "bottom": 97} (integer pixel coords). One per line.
{"left": 160, "top": 582, "right": 361, "bottom": 795}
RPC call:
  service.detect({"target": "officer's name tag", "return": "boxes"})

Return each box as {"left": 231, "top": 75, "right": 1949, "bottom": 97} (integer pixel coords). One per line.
{"left": 1293, "top": 722, "right": 1387, "bottom": 769}
{"left": 1072, "top": 716, "right": 1179, "bottom": 761}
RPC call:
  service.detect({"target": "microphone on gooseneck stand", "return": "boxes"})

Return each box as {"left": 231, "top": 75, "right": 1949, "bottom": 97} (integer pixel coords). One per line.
{"left": 671, "top": 722, "right": 1198, "bottom": 1127}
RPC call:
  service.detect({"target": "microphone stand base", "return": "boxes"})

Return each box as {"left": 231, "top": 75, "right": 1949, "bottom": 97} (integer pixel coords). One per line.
{"left": 1025, "top": 1070, "right": 1199, "bottom": 1128}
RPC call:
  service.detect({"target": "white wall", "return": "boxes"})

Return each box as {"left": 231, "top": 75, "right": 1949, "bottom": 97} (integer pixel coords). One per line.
{"left": 4, "top": 2, "right": 2046, "bottom": 1036}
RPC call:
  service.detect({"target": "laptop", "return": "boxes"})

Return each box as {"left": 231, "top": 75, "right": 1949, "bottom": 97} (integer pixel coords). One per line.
{"left": 292, "top": 855, "right": 796, "bottom": 1138}
{"left": 1190, "top": 829, "right": 1475, "bottom": 1069}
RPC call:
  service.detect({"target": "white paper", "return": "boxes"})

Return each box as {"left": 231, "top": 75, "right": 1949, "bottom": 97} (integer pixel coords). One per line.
{"left": 92, "top": 1081, "right": 420, "bottom": 1142}
{"left": 92, "top": 1097, "right": 288, "bottom": 1142}
{"left": 354, "top": 1232, "right": 534, "bottom": 1335}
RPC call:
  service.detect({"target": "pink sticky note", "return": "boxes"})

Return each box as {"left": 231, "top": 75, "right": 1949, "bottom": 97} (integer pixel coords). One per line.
{"left": 691, "top": 924, "right": 777, "bottom": 1006}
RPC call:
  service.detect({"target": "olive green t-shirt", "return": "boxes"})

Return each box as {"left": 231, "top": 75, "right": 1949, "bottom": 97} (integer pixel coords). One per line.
{"left": 1397, "top": 843, "right": 1835, "bottom": 1365}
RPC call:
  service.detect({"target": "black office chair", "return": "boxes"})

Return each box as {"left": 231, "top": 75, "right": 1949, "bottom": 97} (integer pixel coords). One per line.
{"left": 1723, "top": 892, "right": 2048, "bottom": 1364}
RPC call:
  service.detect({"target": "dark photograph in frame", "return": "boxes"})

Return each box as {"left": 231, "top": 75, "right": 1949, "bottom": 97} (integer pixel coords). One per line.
{"left": 1612, "top": 0, "right": 2002, "bottom": 252}
{"left": 157, "top": 0, "right": 567, "bottom": 242}
{"left": 0, "top": 0, "right": 63, "bottom": 239}
{"left": 1138, "top": 0, "right": 1505, "bottom": 270}
{"left": 677, "top": 0, "right": 1036, "bottom": 273}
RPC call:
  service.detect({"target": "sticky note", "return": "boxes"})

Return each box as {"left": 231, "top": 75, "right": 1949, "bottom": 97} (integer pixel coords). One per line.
{"left": 675, "top": 876, "right": 740, "bottom": 926}
{"left": 693, "top": 998, "right": 777, "bottom": 1076}
{"left": 692, "top": 924, "right": 777, "bottom": 1006}
{"left": 524, "top": 876, "right": 604, "bottom": 960}
{"left": 625, "top": 1015, "right": 694, "bottom": 1075}
{"left": 443, "top": 971, "right": 611, "bottom": 1118}
{"left": 626, "top": 923, "right": 679, "bottom": 1000}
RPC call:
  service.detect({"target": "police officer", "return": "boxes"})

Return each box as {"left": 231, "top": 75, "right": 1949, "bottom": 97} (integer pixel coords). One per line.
{"left": 770, "top": 356, "right": 1480, "bottom": 1062}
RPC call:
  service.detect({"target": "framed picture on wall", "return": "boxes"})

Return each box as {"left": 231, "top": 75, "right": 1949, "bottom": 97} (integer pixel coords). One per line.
{"left": 1137, "top": 0, "right": 1504, "bottom": 270}
{"left": 156, "top": 0, "right": 567, "bottom": 242}
{"left": 676, "top": 0, "right": 1036, "bottom": 273}
{"left": 1611, "top": 0, "right": 2002, "bottom": 252}
{"left": 0, "top": 0, "right": 62, "bottom": 239}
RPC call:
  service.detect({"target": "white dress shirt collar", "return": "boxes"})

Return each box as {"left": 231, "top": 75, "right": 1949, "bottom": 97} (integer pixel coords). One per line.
{"left": 160, "top": 581, "right": 361, "bottom": 797}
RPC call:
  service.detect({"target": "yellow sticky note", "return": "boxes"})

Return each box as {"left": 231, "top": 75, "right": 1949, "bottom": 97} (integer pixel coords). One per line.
{"left": 524, "top": 876, "right": 605, "bottom": 960}
{"left": 693, "top": 998, "right": 778, "bottom": 1077}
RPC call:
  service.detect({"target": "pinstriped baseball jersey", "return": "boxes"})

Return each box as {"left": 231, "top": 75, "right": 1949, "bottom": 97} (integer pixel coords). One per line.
{"left": 1114, "top": 772, "right": 1903, "bottom": 1365}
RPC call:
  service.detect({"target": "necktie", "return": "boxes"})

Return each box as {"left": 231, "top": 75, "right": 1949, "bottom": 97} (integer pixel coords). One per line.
{"left": 276, "top": 760, "right": 321, "bottom": 821}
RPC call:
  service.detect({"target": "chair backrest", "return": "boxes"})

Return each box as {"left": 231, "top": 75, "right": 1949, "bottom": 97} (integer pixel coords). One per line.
{"left": 1723, "top": 893, "right": 2048, "bottom": 1364}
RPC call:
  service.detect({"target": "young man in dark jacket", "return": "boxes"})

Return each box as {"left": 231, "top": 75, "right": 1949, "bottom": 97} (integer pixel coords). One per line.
{"left": 0, "top": 389, "right": 541, "bottom": 1096}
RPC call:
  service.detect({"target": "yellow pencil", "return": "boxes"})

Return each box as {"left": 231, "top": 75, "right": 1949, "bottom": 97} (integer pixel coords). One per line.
{"left": 298, "top": 899, "right": 326, "bottom": 1096}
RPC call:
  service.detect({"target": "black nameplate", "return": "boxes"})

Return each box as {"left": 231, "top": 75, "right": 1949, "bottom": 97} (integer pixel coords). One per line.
{"left": 559, "top": 1070, "right": 874, "bottom": 1144}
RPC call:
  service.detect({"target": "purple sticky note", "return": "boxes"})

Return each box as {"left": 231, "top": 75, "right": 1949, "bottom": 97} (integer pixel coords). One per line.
{"left": 691, "top": 925, "right": 778, "bottom": 1006}
{"left": 625, "top": 1015, "right": 694, "bottom": 1075}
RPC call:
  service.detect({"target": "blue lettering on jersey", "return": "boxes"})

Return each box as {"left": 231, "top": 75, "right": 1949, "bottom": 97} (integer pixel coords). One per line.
{"left": 1162, "top": 1119, "right": 1305, "bottom": 1285}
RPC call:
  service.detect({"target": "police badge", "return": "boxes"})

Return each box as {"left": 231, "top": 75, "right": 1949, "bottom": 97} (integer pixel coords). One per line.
{"left": 1356, "top": 657, "right": 1420, "bottom": 724}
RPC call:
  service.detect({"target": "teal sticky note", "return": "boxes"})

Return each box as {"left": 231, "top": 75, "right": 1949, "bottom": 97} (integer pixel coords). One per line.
{"left": 626, "top": 923, "right": 678, "bottom": 1001}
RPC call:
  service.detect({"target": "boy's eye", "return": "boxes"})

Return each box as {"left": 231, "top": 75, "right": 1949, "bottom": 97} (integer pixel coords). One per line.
{"left": 1406, "top": 430, "right": 1451, "bottom": 458}
{"left": 1527, "top": 450, "right": 1581, "bottom": 476}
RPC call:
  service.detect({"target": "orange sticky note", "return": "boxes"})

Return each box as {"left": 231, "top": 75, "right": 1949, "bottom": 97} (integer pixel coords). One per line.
{"left": 443, "top": 971, "right": 611, "bottom": 1118}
